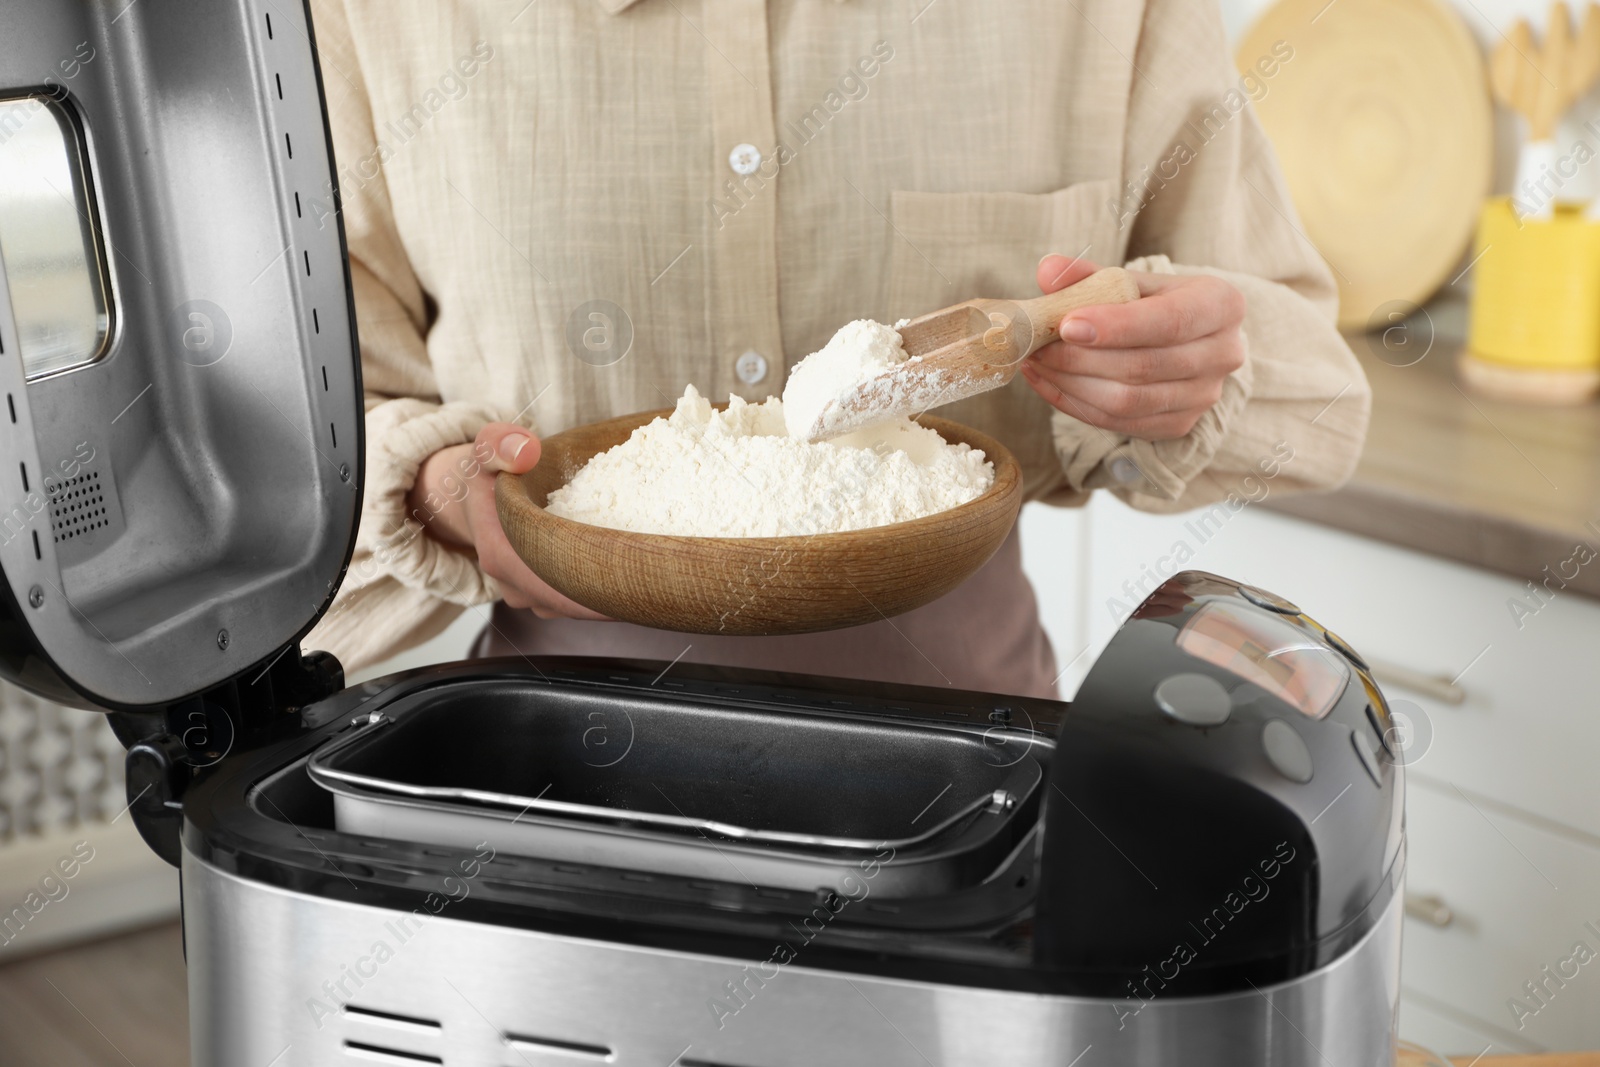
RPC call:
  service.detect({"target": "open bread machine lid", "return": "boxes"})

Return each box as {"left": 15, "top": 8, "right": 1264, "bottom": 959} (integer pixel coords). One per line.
{"left": 0, "top": 0, "right": 362, "bottom": 711}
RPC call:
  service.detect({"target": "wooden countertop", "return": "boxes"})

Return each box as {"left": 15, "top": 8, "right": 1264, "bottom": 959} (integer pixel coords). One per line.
{"left": 1267, "top": 298, "right": 1600, "bottom": 598}
{"left": 1439, "top": 1056, "right": 1600, "bottom": 1065}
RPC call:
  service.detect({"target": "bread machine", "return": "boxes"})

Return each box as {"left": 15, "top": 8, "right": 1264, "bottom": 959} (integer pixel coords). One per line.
{"left": 0, "top": 2, "right": 1405, "bottom": 1064}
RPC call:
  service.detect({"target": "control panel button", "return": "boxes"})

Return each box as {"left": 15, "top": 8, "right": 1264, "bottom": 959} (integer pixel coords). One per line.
{"left": 1322, "top": 628, "right": 1370, "bottom": 672}
{"left": 1261, "top": 719, "right": 1314, "bottom": 783}
{"left": 1350, "top": 727, "right": 1382, "bottom": 786}
{"left": 1153, "top": 673, "right": 1231, "bottom": 727}
{"left": 1239, "top": 585, "right": 1301, "bottom": 616}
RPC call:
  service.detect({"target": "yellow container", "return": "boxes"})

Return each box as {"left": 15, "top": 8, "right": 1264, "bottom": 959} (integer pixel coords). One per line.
{"left": 1468, "top": 198, "right": 1600, "bottom": 373}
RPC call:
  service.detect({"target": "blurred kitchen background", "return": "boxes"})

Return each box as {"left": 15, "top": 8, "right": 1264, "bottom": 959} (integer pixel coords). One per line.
{"left": 5, "top": 0, "right": 1600, "bottom": 1061}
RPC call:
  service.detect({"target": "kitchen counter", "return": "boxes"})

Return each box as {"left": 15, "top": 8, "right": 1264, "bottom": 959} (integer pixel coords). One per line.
{"left": 1267, "top": 299, "right": 1600, "bottom": 598}
{"left": 1446, "top": 1057, "right": 1600, "bottom": 1065}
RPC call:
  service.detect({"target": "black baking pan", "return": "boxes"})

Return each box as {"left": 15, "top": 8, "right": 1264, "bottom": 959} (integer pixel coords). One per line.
{"left": 305, "top": 678, "right": 1043, "bottom": 896}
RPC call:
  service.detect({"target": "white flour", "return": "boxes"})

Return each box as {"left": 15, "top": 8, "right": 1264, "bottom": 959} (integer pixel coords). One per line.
{"left": 545, "top": 385, "right": 994, "bottom": 537}
{"left": 782, "top": 319, "right": 913, "bottom": 440}
{"left": 782, "top": 317, "right": 993, "bottom": 440}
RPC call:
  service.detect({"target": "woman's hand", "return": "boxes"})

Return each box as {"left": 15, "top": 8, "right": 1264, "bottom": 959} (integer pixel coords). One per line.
{"left": 408, "top": 423, "right": 611, "bottom": 620}
{"left": 1020, "top": 255, "right": 1247, "bottom": 440}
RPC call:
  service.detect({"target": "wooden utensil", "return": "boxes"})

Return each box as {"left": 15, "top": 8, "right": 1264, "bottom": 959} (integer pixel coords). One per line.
{"left": 495, "top": 411, "right": 1022, "bottom": 636}
{"left": 1467, "top": 4, "right": 1600, "bottom": 400}
{"left": 1490, "top": 3, "right": 1600, "bottom": 219}
{"left": 792, "top": 267, "right": 1141, "bottom": 442}
{"left": 1535, "top": 4, "right": 1574, "bottom": 140}
{"left": 1575, "top": 4, "right": 1600, "bottom": 111}
{"left": 1488, "top": 5, "right": 1600, "bottom": 138}
{"left": 1490, "top": 20, "right": 1537, "bottom": 119}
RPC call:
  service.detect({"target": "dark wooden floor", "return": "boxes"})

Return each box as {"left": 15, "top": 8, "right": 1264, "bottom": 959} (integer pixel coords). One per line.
{"left": 0, "top": 922, "right": 189, "bottom": 1066}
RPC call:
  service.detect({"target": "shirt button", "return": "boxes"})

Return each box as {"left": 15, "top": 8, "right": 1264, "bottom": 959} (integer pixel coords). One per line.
{"left": 1108, "top": 455, "right": 1143, "bottom": 484}
{"left": 735, "top": 350, "right": 768, "bottom": 384}
{"left": 728, "top": 143, "right": 762, "bottom": 176}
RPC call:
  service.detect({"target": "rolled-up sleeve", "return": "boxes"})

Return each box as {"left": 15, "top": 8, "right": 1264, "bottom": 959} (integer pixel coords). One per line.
{"left": 304, "top": 0, "right": 516, "bottom": 669}
{"left": 1049, "top": 0, "right": 1370, "bottom": 512}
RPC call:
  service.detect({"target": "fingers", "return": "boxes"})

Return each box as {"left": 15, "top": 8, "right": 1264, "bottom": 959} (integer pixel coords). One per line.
{"left": 1019, "top": 359, "right": 1212, "bottom": 440}
{"left": 1028, "top": 273, "right": 1244, "bottom": 440}
{"left": 474, "top": 421, "right": 542, "bottom": 474}
{"left": 1029, "top": 334, "right": 1240, "bottom": 385}
{"left": 1059, "top": 273, "right": 1245, "bottom": 350}
{"left": 466, "top": 482, "right": 613, "bottom": 621}
{"left": 1029, "top": 362, "right": 1223, "bottom": 419}
{"left": 501, "top": 581, "right": 614, "bottom": 621}
{"left": 479, "top": 533, "right": 612, "bottom": 620}
{"left": 1036, "top": 254, "right": 1102, "bottom": 294}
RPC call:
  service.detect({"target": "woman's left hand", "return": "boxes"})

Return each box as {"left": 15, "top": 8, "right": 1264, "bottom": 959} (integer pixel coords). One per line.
{"left": 1020, "top": 254, "right": 1247, "bottom": 441}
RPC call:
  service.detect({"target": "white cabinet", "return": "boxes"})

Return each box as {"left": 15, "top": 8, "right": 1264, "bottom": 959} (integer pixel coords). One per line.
{"left": 1402, "top": 780, "right": 1600, "bottom": 1054}
{"left": 1018, "top": 497, "right": 1600, "bottom": 1055}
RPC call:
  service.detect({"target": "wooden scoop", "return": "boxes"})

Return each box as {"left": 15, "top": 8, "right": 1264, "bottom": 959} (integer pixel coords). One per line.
{"left": 795, "top": 267, "right": 1142, "bottom": 441}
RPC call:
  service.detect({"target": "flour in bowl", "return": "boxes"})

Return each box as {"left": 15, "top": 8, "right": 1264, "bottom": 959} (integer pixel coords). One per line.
{"left": 543, "top": 385, "right": 994, "bottom": 537}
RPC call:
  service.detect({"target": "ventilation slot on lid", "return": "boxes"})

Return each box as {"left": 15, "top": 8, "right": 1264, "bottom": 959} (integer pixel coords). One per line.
{"left": 343, "top": 1040, "right": 442, "bottom": 1064}
{"left": 504, "top": 1032, "right": 614, "bottom": 1060}
{"left": 343, "top": 1005, "right": 441, "bottom": 1034}
{"left": 48, "top": 470, "right": 106, "bottom": 542}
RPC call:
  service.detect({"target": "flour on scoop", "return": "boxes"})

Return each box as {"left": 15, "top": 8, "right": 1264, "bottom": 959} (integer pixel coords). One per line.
{"left": 543, "top": 385, "right": 994, "bottom": 537}
{"left": 781, "top": 319, "right": 914, "bottom": 440}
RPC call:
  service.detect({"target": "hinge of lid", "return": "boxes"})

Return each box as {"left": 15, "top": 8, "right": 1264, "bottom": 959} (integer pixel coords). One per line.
{"left": 110, "top": 645, "right": 345, "bottom": 866}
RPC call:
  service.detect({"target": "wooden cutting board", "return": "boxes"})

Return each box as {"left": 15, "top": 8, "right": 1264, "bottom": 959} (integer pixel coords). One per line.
{"left": 1236, "top": 0, "right": 1492, "bottom": 331}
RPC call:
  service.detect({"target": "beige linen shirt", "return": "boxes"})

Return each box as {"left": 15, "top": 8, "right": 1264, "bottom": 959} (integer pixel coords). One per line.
{"left": 305, "top": 0, "right": 1371, "bottom": 672}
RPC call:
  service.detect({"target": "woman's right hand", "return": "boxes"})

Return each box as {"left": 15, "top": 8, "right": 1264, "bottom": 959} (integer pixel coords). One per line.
{"left": 408, "top": 422, "right": 611, "bottom": 620}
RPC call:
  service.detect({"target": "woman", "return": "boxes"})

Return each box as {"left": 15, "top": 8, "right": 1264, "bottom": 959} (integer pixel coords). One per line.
{"left": 306, "top": 0, "right": 1369, "bottom": 699}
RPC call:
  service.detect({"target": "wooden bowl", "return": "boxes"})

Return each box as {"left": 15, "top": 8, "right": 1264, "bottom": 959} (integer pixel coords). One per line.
{"left": 494, "top": 408, "right": 1022, "bottom": 636}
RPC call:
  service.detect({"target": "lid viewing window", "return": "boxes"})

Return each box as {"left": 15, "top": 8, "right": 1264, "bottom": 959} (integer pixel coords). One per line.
{"left": 1176, "top": 599, "right": 1349, "bottom": 719}
{"left": 0, "top": 94, "right": 112, "bottom": 381}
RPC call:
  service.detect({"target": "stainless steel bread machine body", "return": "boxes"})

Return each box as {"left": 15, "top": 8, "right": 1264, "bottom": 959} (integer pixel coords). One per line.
{"left": 169, "top": 637, "right": 1406, "bottom": 1067}
{"left": 0, "top": 2, "right": 1405, "bottom": 1064}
